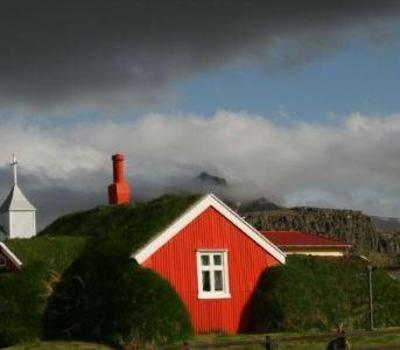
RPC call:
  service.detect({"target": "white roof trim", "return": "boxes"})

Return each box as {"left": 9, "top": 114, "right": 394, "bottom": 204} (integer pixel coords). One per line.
{"left": 132, "top": 193, "right": 286, "bottom": 264}
{"left": 0, "top": 242, "right": 23, "bottom": 268}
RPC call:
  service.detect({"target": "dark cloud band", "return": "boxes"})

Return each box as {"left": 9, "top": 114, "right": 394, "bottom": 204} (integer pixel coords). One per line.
{"left": 0, "top": 0, "right": 399, "bottom": 109}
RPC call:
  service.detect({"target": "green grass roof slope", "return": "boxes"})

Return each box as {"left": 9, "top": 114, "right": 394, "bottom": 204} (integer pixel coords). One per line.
{"left": 0, "top": 236, "right": 87, "bottom": 347}
{"left": 40, "top": 193, "right": 202, "bottom": 254}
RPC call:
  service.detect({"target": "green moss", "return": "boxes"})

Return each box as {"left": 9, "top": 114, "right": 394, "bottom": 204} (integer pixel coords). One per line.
{"left": 254, "top": 255, "right": 400, "bottom": 332}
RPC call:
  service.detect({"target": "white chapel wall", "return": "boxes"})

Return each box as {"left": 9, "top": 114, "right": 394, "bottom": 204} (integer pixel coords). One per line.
{"left": 9, "top": 211, "right": 36, "bottom": 239}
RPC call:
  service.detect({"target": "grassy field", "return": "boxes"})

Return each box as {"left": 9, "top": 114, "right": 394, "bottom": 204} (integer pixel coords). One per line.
{"left": 4, "top": 330, "right": 400, "bottom": 349}
{"left": 164, "top": 328, "right": 400, "bottom": 349}
{"left": 4, "top": 341, "right": 113, "bottom": 350}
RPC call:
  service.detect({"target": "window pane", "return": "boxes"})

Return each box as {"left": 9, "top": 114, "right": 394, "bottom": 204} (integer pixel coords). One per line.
{"left": 213, "top": 254, "right": 222, "bottom": 265}
{"left": 214, "top": 270, "right": 223, "bottom": 291}
{"left": 201, "top": 255, "right": 210, "bottom": 266}
{"left": 202, "top": 271, "right": 211, "bottom": 291}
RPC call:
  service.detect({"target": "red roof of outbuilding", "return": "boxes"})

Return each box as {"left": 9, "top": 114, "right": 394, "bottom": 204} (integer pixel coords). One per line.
{"left": 262, "top": 231, "right": 351, "bottom": 247}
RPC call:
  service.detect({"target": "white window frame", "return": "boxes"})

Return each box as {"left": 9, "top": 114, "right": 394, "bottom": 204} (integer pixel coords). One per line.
{"left": 196, "top": 249, "right": 231, "bottom": 299}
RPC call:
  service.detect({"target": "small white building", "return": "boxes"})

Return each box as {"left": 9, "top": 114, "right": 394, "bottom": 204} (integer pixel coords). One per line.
{"left": 0, "top": 155, "right": 36, "bottom": 240}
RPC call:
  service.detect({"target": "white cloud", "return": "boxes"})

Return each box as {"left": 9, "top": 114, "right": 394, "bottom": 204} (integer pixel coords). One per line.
{"left": 0, "top": 111, "right": 399, "bottom": 224}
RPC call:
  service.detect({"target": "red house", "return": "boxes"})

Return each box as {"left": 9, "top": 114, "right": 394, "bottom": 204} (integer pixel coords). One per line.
{"left": 132, "top": 194, "right": 286, "bottom": 333}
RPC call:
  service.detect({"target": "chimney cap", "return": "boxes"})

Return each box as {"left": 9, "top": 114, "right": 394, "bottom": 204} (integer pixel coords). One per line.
{"left": 112, "top": 153, "right": 125, "bottom": 161}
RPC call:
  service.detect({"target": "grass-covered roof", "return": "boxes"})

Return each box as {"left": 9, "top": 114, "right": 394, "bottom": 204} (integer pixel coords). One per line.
{"left": 40, "top": 193, "right": 202, "bottom": 253}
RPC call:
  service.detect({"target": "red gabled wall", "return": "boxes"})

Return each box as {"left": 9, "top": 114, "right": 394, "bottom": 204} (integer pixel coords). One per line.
{"left": 142, "top": 207, "right": 281, "bottom": 333}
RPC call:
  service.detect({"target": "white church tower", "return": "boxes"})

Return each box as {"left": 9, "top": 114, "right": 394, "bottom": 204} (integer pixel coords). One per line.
{"left": 0, "top": 155, "right": 36, "bottom": 240}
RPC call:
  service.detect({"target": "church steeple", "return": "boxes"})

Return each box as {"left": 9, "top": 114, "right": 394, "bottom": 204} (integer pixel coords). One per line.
{"left": 0, "top": 154, "right": 36, "bottom": 240}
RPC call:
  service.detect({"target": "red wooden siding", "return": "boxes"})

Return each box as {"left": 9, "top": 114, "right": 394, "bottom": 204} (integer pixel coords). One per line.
{"left": 142, "top": 207, "right": 280, "bottom": 333}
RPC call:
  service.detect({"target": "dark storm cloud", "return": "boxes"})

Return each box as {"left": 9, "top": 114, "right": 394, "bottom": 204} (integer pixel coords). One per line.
{"left": 0, "top": 0, "right": 399, "bottom": 110}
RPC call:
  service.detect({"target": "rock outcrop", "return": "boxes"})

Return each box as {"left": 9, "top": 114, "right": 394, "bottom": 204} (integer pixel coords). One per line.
{"left": 197, "top": 172, "right": 228, "bottom": 187}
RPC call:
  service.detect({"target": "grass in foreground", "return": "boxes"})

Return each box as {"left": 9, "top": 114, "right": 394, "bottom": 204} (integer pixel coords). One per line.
{"left": 168, "top": 328, "right": 400, "bottom": 349}
{"left": 5, "top": 330, "right": 400, "bottom": 349}
{"left": 4, "top": 341, "right": 113, "bottom": 350}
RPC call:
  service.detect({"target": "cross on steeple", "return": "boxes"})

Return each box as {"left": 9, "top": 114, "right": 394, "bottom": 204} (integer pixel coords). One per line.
{"left": 10, "top": 154, "right": 18, "bottom": 185}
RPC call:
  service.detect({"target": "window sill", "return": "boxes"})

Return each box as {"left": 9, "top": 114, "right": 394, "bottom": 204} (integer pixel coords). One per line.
{"left": 198, "top": 293, "right": 231, "bottom": 300}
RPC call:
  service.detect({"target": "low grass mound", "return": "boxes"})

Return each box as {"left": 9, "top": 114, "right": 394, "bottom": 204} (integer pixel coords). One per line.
{"left": 0, "top": 237, "right": 87, "bottom": 347}
{"left": 254, "top": 255, "right": 400, "bottom": 332}
{"left": 44, "top": 225, "right": 193, "bottom": 348}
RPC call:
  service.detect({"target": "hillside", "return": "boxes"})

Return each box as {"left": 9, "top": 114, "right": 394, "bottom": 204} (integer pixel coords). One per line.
{"left": 242, "top": 206, "right": 400, "bottom": 266}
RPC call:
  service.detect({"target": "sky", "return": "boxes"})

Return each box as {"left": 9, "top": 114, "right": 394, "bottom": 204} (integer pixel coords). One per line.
{"left": 0, "top": 0, "right": 400, "bottom": 228}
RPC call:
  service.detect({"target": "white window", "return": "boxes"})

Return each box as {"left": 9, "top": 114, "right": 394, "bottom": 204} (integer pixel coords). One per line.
{"left": 196, "top": 250, "right": 230, "bottom": 299}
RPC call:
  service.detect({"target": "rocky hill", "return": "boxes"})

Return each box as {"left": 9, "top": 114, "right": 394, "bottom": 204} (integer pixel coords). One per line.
{"left": 197, "top": 172, "right": 228, "bottom": 187}
{"left": 241, "top": 205, "right": 400, "bottom": 267}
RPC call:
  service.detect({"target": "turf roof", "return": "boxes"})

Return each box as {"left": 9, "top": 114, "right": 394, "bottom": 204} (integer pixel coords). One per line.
{"left": 40, "top": 193, "right": 203, "bottom": 253}
{"left": 5, "top": 236, "right": 87, "bottom": 269}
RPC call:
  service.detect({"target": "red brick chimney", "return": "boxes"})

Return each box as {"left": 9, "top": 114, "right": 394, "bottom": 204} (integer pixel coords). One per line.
{"left": 108, "top": 153, "right": 131, "bottom": 204}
